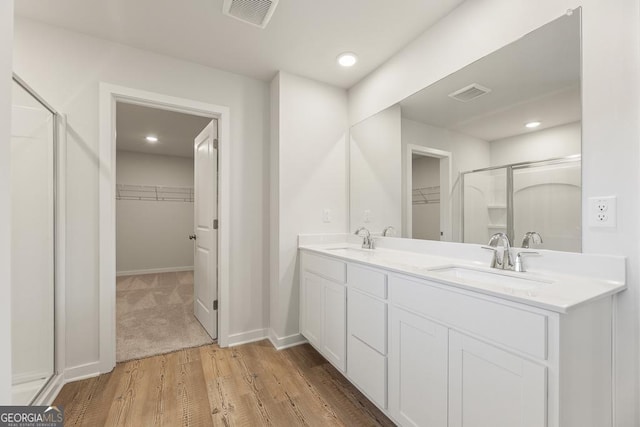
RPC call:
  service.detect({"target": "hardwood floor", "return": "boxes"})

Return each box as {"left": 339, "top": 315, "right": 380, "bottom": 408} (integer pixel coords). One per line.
{"left": 54, "top": 340, "right": 395, "bottom": 426}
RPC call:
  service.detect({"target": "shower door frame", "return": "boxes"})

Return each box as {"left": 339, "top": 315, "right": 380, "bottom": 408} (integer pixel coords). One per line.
{"left": 460, "top": 154, "right": 582, "bottom": 245}
{"left": 11, "top": 74, "right": 67, "bottom": 405}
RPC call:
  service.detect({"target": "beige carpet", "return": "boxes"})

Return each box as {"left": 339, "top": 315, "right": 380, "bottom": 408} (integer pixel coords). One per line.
{"left": 116, "top": 271, "right": 214, "bottom": 362}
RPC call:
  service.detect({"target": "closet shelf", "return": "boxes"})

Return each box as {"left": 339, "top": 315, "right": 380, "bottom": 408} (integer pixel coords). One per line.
{"left": 412, "top": 186, "right": 440, "bottom": 205}
{"left": 116, "top": 184, "right": 194, "bottom": 202}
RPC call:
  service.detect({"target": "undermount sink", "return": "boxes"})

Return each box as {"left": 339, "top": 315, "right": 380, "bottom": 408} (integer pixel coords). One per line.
{"left": 325, "top": 247, "right": 374, "bottom": 255}
{"left": 428, "top": 266, "right": 552, "bottom": 290}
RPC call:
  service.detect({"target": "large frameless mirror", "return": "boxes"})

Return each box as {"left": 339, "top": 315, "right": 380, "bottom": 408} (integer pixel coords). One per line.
{"left": 349, "top": 10, "right": 581, "bottom": 252}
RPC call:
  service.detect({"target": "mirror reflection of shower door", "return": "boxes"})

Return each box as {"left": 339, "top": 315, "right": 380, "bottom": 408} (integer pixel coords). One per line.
{"left": 462, "top": 167, "right": 507, "bottom": 244}
{"left": 512, "top": 160, "right": 581, "bottom": 252}
{"left": 11, "top": 79, "right": 56, "bottom": 404}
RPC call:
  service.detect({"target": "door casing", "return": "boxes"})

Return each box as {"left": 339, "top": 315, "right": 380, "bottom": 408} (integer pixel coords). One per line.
{"left": 99, "top": 83, "right": 231, "bottom": 374}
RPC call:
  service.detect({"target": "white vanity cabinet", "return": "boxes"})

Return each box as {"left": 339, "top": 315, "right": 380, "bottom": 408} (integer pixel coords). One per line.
{"left": 299, "top": 252, "right": 347, "bottom": 372}
{"left": 389, "top": 306, "right": 448, "bottom": 426}
{"left": 347, "top": 264, "right": 389, "bottom": 409}
{"left": 299, "top": 248, "right": 617, "bottom": 427}
{"left": 389, "top": 273, "right": 613, "bottom": 427}
{"left": 447, "top": 331, "right": 546, "bottom": 427}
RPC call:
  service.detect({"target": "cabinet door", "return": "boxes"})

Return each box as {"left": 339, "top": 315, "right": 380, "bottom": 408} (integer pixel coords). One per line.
{"left": 389, "top": 307, "right": 448, "bottom": 427}
{"left": 301, "top": 271, "right": 323, "bottom": 347}
{"left": 448, "top": 331, "right": 546, "bottom": 427}
{"left": 322, "top": 280, "right": 346, "bottom": 372}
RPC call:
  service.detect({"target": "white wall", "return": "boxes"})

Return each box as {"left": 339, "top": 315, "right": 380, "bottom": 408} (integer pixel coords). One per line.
{"left": 412, "top": 156, "right": 440, "bottom": 240}
{"left": 350, "top": 1, "right": 640, "bottom": 424}
{"left": 0, "top": 0, "right": 13, "bottom": 405}
{"left": 401, "top": 118, "right": 490, "bottom": 241}
{"left": 270, "top": 71, "right": 348, "bottom": 343}
{"left": 350, "top": 104, "right": 402, "bottom": 233}
{"left": 13, "top": 19, "right": 270, "bottom": 371}
{"left": 116, "top": 151, "right": 194, "bottom": 274}
{"left": 490, "top": 121, "right": 581, "bottom": 166}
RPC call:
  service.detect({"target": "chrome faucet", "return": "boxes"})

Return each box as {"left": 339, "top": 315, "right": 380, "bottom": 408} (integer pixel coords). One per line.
{"left": 382, "top": 226, "right": 396, "bottom": 237}
{"left": 521, "top": 231, "right": 543, "bottom": 249}
{"left": 482, "top": 232, "right": 514, "bottom": 270}
{"left": 354, "top": 227, "right": 374, "bottom": 249}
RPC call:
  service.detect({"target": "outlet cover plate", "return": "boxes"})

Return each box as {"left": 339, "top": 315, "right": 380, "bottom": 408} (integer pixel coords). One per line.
{"left": 588, "top": 196, "right": 617, "bottom": 228}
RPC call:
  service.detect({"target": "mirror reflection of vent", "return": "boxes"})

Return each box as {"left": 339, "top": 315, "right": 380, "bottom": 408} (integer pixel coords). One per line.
{"left": 448, "top": 84, "right": 492, "bottom": 102}
{"left": 223, "top": 0, "right": 279, "bottom": 29}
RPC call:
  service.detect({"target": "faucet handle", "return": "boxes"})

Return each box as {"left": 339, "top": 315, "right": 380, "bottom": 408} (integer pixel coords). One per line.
{"left": 514, "top": 251, "right": 540, "bottom": 272}
{"left": 481, "top": 246, "right": 502, "bottom": 269}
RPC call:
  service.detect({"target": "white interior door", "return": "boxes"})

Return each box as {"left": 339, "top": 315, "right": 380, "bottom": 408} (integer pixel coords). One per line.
{"left": 193, "top": 120, "right": 218, "bottom": 339}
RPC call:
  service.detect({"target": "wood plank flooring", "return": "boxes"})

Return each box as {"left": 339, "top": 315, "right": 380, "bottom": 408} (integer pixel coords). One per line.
{"left": 54, "top": 340, "right": 395, "bottom": 426}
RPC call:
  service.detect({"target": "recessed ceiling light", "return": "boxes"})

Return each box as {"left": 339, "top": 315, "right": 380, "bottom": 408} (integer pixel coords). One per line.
{"left": 525, "top": 121, "right": 541, "bottom": 129}
{"left": 337, "top": 52, "right": 358, "bottom": 67}
{"left": 145, "top": 136, "right": 159, "bottom": 143}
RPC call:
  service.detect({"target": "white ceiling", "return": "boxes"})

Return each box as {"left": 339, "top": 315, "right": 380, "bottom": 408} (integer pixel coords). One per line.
{"left": 116, "top": 103, "right": 212, "bottom": 158}
{"left": 14, "top": 0, "right": 465, "bottom": 89}
{"left": 400, "top": 12, "right": 581, "bottom": 141}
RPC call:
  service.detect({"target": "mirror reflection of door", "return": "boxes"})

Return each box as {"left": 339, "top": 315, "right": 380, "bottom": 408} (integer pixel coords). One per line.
{"left": 412, "top": 155, "right": 441, "bottom": 240}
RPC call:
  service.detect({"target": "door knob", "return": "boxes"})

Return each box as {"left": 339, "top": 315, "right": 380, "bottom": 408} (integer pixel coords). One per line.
{"left": 189, "top": 234, "right": 197, "bottom": 240}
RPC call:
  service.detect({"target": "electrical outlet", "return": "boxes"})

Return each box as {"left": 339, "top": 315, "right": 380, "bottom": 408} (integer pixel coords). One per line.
{"left": 364, "top": 209, "right": 371, "bottom": 223}
{"left": 322, "top": 209, "right": 331, "bottom": 223}
{"left": 589, "top": 196, "right": 616, "bottom": 228}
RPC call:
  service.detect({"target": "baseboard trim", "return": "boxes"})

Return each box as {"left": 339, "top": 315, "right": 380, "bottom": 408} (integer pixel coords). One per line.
{"left": 63, "top": 361, "right": 102, "bottom": 383}
{"left": 32, "top": 374, "right": 65, "bottom": 406}
{"left": 116, "top": 266, "right": 194, "bottom": 276}
{"left": 227, "top": 328, "right": 268, "bottom": 347}
{"left": 268, "top": 329, "right": 307, "bottom": 350}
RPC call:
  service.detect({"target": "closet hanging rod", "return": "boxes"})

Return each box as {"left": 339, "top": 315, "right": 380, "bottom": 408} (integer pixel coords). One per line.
{"left": 116, "top": 184, "right": 194, "bottom": 202}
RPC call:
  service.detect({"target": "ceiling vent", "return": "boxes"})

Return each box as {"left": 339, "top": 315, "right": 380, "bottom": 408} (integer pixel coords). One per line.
{"left": 222, "top": 0, "right": 279, "bottom": 29}
{"left": 448, "top": 83, "right": 492, "bottom": 102}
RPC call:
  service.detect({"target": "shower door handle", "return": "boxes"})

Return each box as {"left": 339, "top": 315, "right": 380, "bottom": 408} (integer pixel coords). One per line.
{"left": 188, "top": 234, "right": 197, "bottom": 240}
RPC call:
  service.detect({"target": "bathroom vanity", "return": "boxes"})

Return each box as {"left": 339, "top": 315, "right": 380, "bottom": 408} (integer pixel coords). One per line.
{"left": 298, "top": 238, "right": 625, "bottom": 427}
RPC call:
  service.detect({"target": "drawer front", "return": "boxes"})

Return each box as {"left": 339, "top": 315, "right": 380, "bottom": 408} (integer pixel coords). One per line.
{"left": 348, "top": 263, "right": 387, "bottom": 299}
{"left": 391, "top": 275, "right": 547, "bottom": 360}
{"left": 348, "top": 335, "right": 387, "bottom": 409}
{"left": 348, "top": 288, "right": 387, "bottom": 355}
{"left": 302, "top": 252, "right": 346, "bottom": 284}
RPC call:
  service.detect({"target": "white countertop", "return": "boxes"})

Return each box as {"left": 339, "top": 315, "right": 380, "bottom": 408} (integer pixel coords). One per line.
{"left": 299, "top": 242, "right": 626, "bottom": 313}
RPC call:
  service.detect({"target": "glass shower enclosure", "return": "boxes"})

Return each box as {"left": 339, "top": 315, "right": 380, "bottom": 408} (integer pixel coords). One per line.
{"left": 11, "top": 75, "right": 58, "bottom": 404}
{"left": 461, "top": 156, "right": 581, "bottom": 252}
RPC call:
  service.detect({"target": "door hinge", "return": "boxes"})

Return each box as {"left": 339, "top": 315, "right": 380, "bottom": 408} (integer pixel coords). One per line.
{"left": 213, "top": 300, "right": 218, "bottom": 310}
{"left": 213, "top": 139, "right": 219, "bottom": 150}
{"left": 213, "top": 219, "right": 219, "bottom": 230}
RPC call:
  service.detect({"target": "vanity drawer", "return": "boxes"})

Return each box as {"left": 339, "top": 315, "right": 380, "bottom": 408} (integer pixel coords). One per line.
{"left": 390, "top": 275, "right": 547, "bottom": 360}
{"left": 348, "top": 288, "right": 387, "bottom": 355}
{"left": 348, "top": 335, "right": 388, "bottom": 409}
{"left": 348, "top": 264, "right": 387, "bottom": 299}
{"left": 302, "top": 252, "right": 346, "bottom": 284}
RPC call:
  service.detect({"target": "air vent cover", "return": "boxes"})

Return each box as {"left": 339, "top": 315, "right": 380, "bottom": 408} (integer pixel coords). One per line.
{"left": 223, "top": 0, "right": 279, "bottom": 29}
{"left": 448, "top": 83, "right": 492, "bottom": 102}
